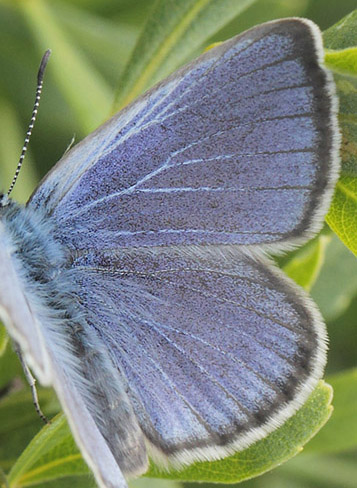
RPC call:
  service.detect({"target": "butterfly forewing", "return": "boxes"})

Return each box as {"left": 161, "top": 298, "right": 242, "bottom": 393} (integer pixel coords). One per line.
{"left": 29, "top": 19, "right": 339, "bottom": 251}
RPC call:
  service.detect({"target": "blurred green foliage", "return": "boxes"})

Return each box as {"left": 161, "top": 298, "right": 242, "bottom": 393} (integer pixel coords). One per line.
{"left": 0, "top": 1, "right": 356, "bottom": 487}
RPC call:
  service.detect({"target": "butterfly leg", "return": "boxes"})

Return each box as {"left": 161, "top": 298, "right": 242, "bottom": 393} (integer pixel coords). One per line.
{"left": 14, "top": 342, "right": 50, "bottom": 424}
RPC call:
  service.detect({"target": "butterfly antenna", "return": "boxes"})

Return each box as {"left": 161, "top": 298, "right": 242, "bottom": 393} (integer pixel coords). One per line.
{"left": 7, "top": 49, "right": 51, "bottom": 197}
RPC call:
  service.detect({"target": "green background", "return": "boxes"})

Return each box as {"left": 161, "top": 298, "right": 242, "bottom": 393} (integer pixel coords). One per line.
{"left": 0, "top": 1, "right": 356, "bottom": 487}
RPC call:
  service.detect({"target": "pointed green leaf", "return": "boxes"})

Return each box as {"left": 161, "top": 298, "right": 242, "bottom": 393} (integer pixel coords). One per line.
{"left": 304, "top": 368, "right": 357, "bottom": 454}
{"left": 326, "top": 176, "right": 357, "bottom": 254}
{"left": 324, "top": 9, "right": 357, "bottom": 49}
{"left": 113, "top": 0, "right": 258, "bottom": 111}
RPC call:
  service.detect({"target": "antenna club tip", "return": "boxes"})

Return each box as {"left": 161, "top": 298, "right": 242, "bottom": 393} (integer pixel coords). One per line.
{"left": 37, "top": 49, "right": 52, "bottom": 83}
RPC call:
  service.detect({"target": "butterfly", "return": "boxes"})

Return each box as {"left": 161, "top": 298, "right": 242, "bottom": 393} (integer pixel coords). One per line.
{"left": 0, "top": 17, "right": 340, "bottom": 488}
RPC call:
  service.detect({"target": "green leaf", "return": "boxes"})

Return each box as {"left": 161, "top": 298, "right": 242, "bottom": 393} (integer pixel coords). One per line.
{"left": 324, "top": 9, "right": 357, "bottom": 49}
{"left": 113, "top": 0, "right": 258, "bottom": 110}
{"left": 18, "top": 0, "right": 113, "bottom": 134}
{"left": 222, "top": 450, "right": 357, "bottom": 488}
{"left": 3, "top": 382, "right": 331, "bottom": 486}
{"left": 7, "top": 414, "right": 89, "bottom": 487}
{"left": 323, "top": 11, "right": 357, "bottom": 255}
{"left": 304, "top": 368, "right": 357, "bottom": 454}
{"left": 283, "top": 234, "right": 331, "bottom": 291}
{"left": 326, "top": 176, "right": 357, "bottom": 254}
{"left": 145, "top": 382, "right": 332, "bottom": 483}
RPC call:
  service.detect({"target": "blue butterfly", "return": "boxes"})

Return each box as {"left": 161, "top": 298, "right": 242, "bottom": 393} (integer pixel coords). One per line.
{"left": 0, "top": 18, "right": 340, "bottom": 488}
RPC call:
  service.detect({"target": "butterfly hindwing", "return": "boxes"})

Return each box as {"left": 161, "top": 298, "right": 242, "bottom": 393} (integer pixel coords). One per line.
{"left": 70, "top": 245, "right": 327, "bottom": 465}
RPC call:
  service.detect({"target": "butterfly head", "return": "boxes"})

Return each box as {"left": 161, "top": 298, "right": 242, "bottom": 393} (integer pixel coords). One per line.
{"left": 0, "top": 193, "right": 10, "bottom": 208}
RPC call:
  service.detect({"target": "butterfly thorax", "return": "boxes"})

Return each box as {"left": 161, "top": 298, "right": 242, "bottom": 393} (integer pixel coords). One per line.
{"left": 0, "top": 197, "right": 70, "bottom": 286}
{"left": 0, "top": 197, "right": 89, "bottom": 388}
{"left": 0, "top": 197, "right": 85, "bottom": 357}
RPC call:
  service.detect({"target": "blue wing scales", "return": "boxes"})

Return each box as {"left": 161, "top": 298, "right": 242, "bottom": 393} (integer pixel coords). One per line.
{"left": 28, "top": 19, "right": 339, "bottom": 250}
{"left": 70, "top": 245, "right": 326, "bottom": 463}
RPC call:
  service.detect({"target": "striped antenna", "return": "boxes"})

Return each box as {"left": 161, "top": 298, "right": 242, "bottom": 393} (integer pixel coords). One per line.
{"left": 7, "top": 49, "right": 51, "bottom": 197}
